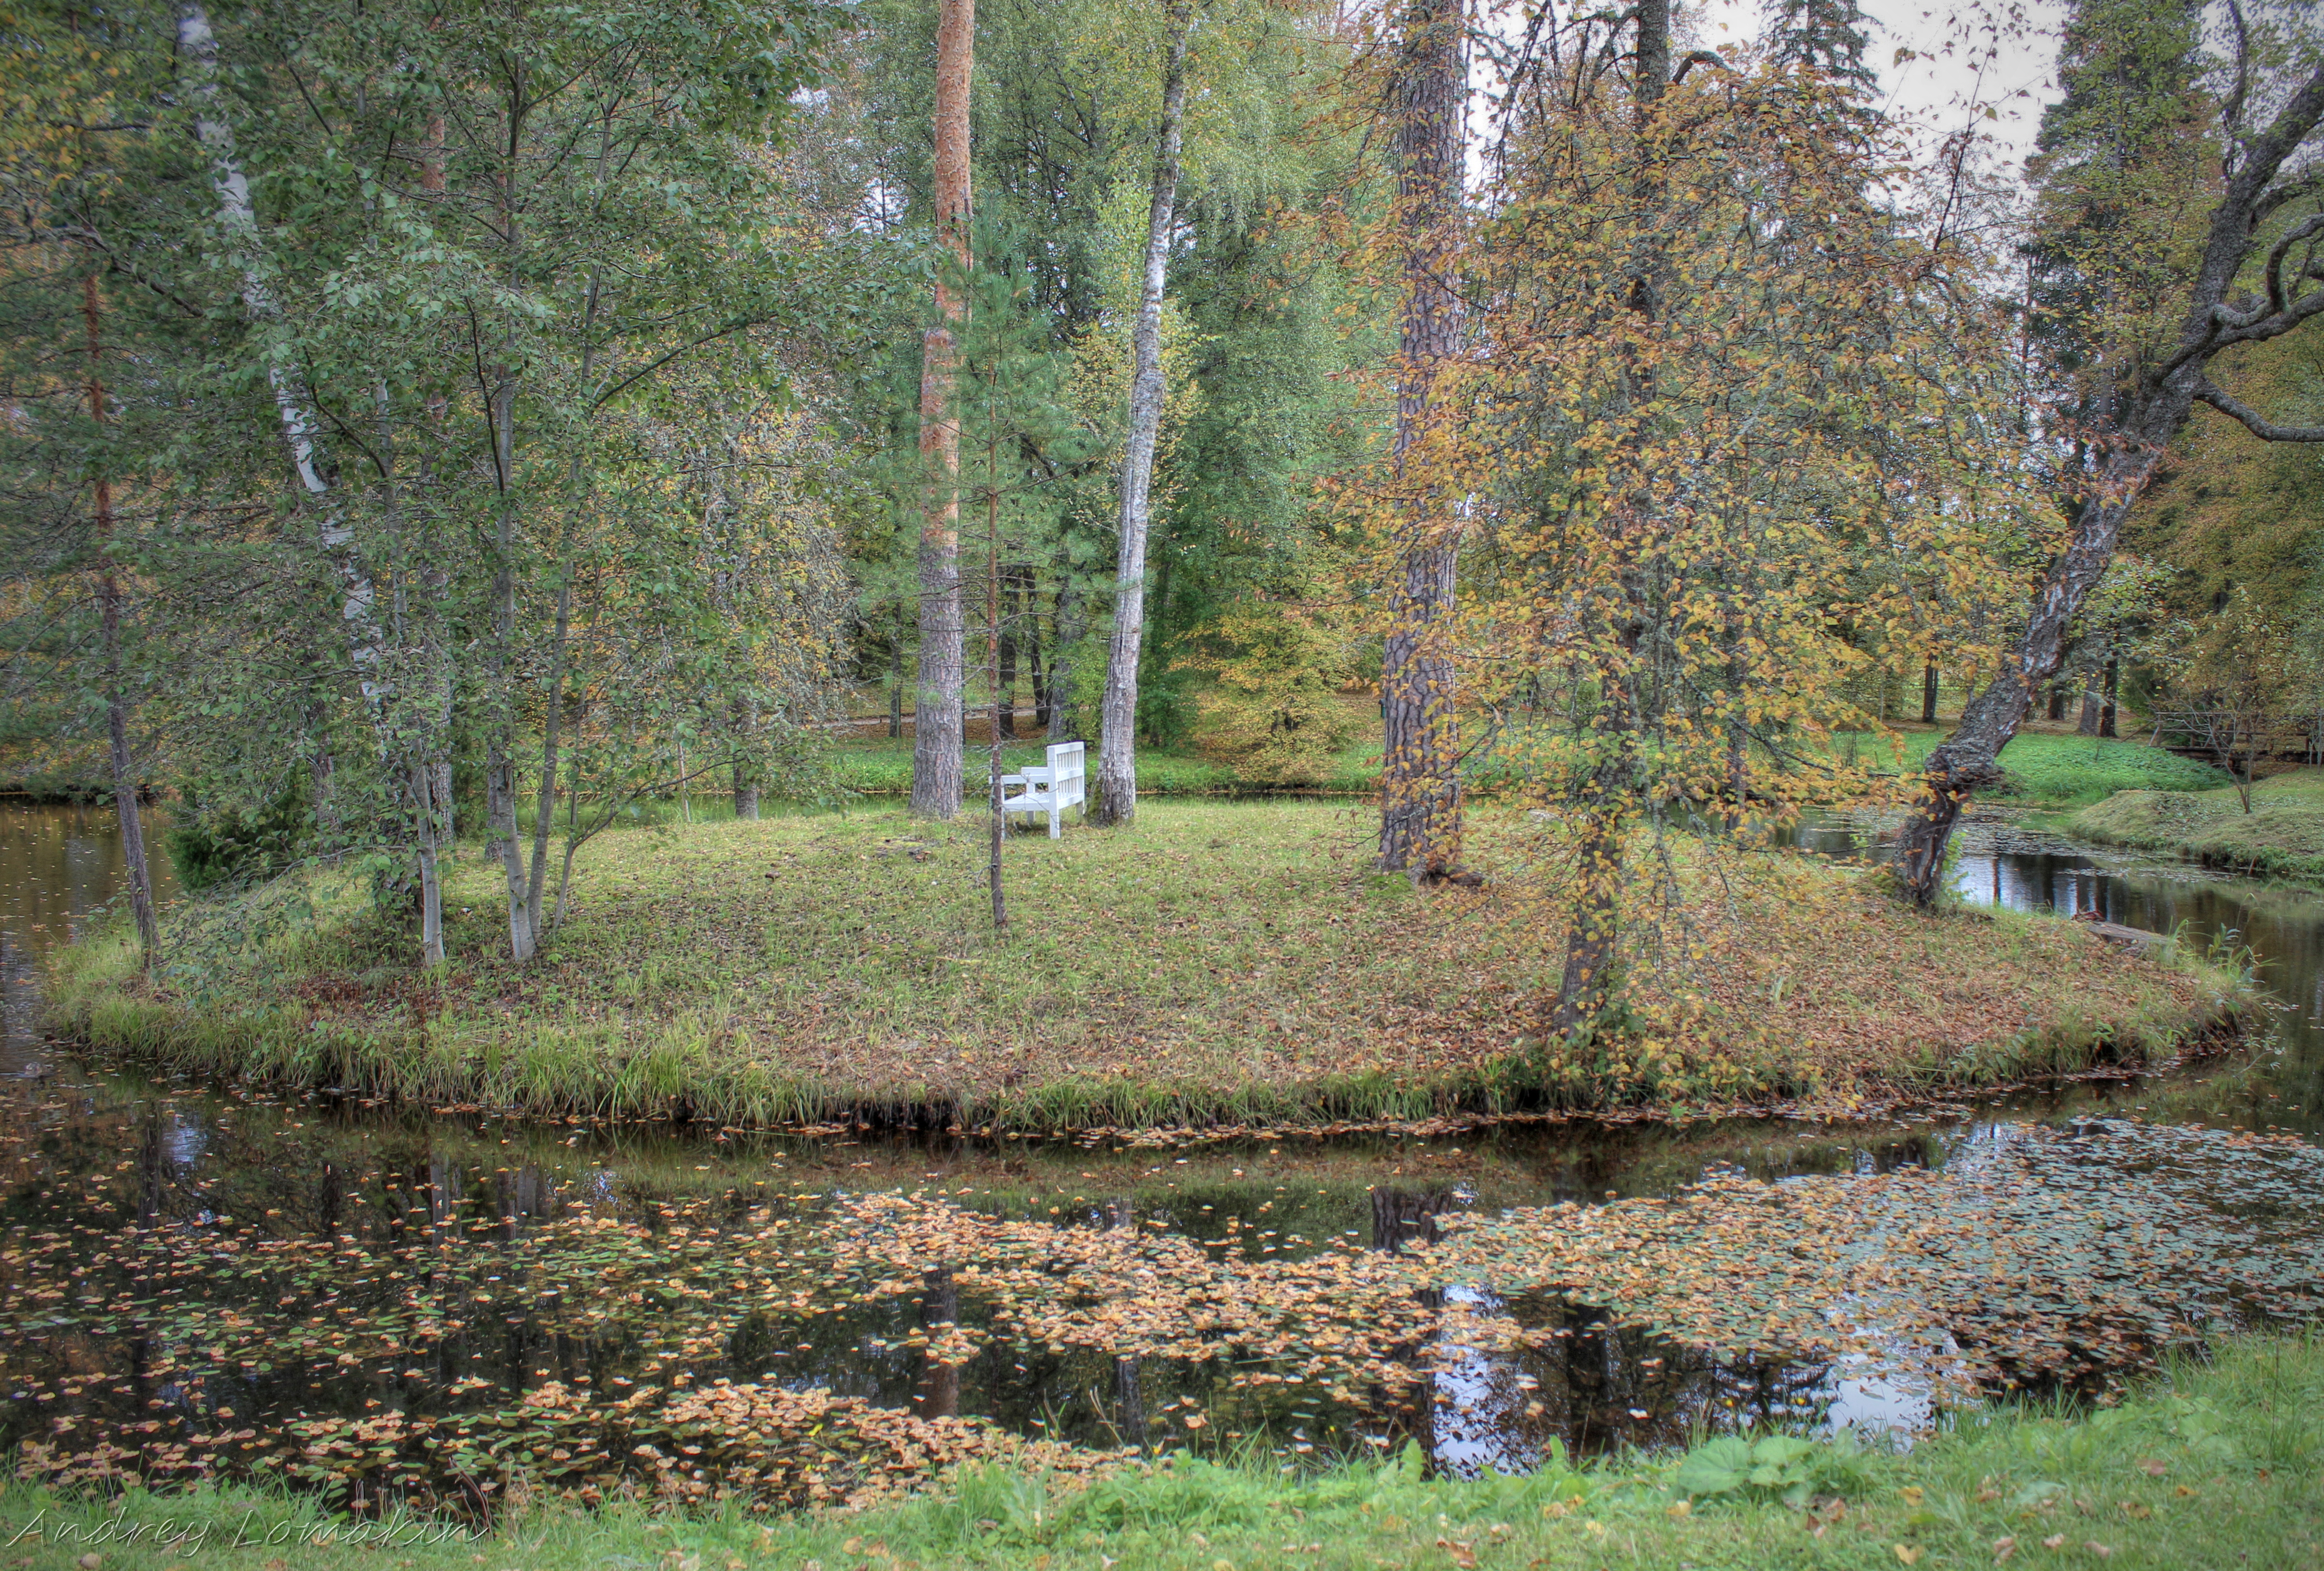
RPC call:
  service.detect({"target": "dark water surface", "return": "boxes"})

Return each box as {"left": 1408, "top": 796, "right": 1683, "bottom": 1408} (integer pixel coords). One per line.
{"left": 0, "top": 801, "right": 2319, "bottom": 1510}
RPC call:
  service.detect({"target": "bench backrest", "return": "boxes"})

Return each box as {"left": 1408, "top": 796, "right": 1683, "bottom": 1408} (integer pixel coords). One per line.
{"left": 1047, "top": 740, "right": 1085, "bottom": 802}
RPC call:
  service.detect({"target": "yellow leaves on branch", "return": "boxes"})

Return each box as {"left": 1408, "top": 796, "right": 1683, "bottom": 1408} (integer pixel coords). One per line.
{"left": 1335, "top": 42, "right": 2059, "bottom": 814}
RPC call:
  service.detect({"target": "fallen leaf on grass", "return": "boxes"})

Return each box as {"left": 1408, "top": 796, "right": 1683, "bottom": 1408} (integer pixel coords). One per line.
{"left": 2084, "top": 1544, "right": 2113, "bottom": 1559}
{"left": 2041, "top": 1535, "right": 2067, "bottom": 1550}
{"left": 2134, "top": 1458, "right": 2168, "bottom": 1477}
{"left": 1894, "top": 1547, "right": 1922, "bottom": 1565}
{"left": 1993, "top": 1537, "right": 2017, "bottom": 1563}
{"left": 2118, "top": 1501, "right": 2150, "bottom": 1519}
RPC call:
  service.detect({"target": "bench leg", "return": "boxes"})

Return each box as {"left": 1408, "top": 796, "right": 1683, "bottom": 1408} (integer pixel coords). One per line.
{"left": 1048, "top": 805, "right": 1061, "bottom": 839}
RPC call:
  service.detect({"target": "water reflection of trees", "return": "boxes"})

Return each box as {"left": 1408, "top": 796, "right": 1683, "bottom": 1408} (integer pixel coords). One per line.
{"left": 19, "top": 1064, "right": 2233, "bottom": 1509}
{"left": 1362, "top": 1189, "right": 1840, "bottom": 1475}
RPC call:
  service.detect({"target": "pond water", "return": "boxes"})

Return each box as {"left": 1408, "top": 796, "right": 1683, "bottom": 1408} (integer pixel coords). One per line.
{"left": 1790, "top": 806, "right": 2324, "bottom": 1134}
{"left": 0, "top": 800, "right": 2319, "bottom": 1514}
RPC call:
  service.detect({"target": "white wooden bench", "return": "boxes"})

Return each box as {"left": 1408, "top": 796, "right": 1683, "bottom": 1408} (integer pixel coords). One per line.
{"left": 999, "top": 740, "right": 1086, "bottom": 838}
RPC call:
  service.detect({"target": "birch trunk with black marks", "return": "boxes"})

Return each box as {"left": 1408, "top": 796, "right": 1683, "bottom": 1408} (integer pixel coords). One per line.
{"left": 181, "top": 2, "right": 448, "bottom": 961}
{"left": 1378, "top": 0, "right": 1466, "bottom": 875}
{"left": 1091, "top": 0, "right": 1192, "bottom": 828}
{"left": 176, "top": 3, "right": 394, "bottom": 735}
{"left": 1893, "top": 59, "right": 2324, "bottom": 904}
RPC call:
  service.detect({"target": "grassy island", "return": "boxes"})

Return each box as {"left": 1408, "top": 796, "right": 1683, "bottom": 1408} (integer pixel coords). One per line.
{"left": 50, "top": 802, "right": 2248, "bottom": 1130}
{"left": 2071, "top": 768, "right": 2324, "bottom": 882}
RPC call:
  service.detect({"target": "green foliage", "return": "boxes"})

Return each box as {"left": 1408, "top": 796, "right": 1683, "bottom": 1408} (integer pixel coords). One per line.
{"left": 1669, "top": 1430, "right": 1874, "bottom": 1508}
{"left": 1181, "top": 602, "right": 1362, "bottom": 786}
{"left": 162, "top": 777, "right": 312, "bottom": 893}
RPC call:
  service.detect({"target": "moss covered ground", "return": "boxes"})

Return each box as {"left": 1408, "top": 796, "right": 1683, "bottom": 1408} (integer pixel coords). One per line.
{"left": 2070, "top": 768, "right": 2324, "bottom": 881}
{"left": 50, "top": 802, "right": 2246, "bottom": 1130}
{"left": 6, "top": 1334, "right": 2319, "bottom": 1571}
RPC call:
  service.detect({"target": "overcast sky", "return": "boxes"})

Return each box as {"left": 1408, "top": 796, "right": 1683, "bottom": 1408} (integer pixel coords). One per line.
{"left": 1683, "top": 0, "right": 2074, "bottom": 176}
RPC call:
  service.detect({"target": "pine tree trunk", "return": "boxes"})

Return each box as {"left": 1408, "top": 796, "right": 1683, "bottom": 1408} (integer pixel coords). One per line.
{"left": 1048, "top": 580, "right": 1078, "bottom": 740}
{"left": 80, "top": 277, "right": 158, "bottom": 964}
{"left": 414, "top": 758, "right": 444, "bottom": 968}
{"left": 1378, "top": 0, "right": 1466, "bottom": 875}
{"left": 1026, "top": 565, "right": 1050, "bottom": 732}
{"left": 996, "top": 564, "right": 1019, "bottom": 738}
{"left": 888, "top": 631, "right": 905, "bottom": 738}
{"left": 1922, "top": 660, "right": 1938, "bottom": 724}
{"left": 98, "top": 577, "right": 158, "bottom": 962}
{"left": 1092, "top": 2, "right": 1192, "bottom": 828}
{"left": 2100, "top": 656, "right": 2118, "bottom": 737}
{"left": 911, "top": 0, "right": 976, "bottom": 820}
{"left": 985, "top": 433, "right": 1009, "bottom": 931}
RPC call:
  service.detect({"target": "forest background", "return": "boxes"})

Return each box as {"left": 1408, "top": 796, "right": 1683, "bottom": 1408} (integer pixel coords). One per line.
{"left": 4, "top": 0, "right": 2324, "bottom": 1005}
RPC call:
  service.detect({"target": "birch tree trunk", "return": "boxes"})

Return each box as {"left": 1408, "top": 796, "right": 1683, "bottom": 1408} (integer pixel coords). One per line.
{"left": 910, "top": 0, "right": 976, "bottom": 820}
{"left": 1090, "top": 1, "right": 1192, "bottom": 828}
{"left": 176, "top": 3, "right": 394, "bottom": 732}
{"left": 1377, "top": 0, "right": 1465, "bottom": 874}
{"left": 180, "top": 0, "right": 450, "bottom": 964}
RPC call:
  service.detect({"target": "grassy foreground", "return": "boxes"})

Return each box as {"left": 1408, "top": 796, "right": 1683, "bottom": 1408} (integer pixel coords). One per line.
{"left": 50, "top": 802, "right": 2246, "bottom": 1129}
{"left": 2071, "top": 768, "right": 2324, "bottom": 881}
{"left": 6, "top": 1335, "right": 2320, "bottom": 1570}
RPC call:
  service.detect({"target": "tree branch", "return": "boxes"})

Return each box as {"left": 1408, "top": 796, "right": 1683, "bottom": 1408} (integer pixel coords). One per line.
{"left": 2195, "top": 377, "right": 2324, "bottom": 441}
{"left": 2264, "top": 210, "right": 2324, "bottom": 312}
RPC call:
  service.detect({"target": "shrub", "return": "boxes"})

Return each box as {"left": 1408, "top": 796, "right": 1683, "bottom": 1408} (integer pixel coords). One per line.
{"left": 1180, "top": 603, "right": 1362, "bottom": 786}
{"left": 164, "top": 776, "right": 311, "bottom": 893}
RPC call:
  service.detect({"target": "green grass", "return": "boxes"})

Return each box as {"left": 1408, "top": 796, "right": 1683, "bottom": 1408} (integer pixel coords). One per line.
{"left": 1821, "top": 729, "right": 2231, "bottom": 809}
{"left": 825, "top": 734, "right": 1384, "bottom": 797}
{"left": 47, "top": 802, "right": 2249, "bottom": 1130}
{"left": 2069, "top": 767, "right": 2324, "bottom": 880}
{"left": 8, "top": 1333, "right": 2320, "bottom": 1570}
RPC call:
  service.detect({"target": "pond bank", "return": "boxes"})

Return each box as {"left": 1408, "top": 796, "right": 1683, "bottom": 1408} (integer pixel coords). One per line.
{"left": 9, "top": 1333, "right": 2318, "bottom": 1571}
{"left": 2071, "top": 768, "right": 2324, "bottom": 882}
{"left": 45, "top": 802, "right": 2252, "bottom": 1131}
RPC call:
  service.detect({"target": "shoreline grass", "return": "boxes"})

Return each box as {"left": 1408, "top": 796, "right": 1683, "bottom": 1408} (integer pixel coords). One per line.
{"left": 2070, "top": 768, "right": 2324, "bottom": 882}
{"left": 6, "top": 1333, "right": 2319, "bottom": 1570}
{"left": 46, "top": 803, "right": 2252, "bottom": 1131}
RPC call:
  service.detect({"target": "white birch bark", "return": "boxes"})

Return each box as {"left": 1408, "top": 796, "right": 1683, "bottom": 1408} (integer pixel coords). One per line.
{"left": 1091, "top": 1, "right": 1192, "bottom": 828}
{"left": 176, "top": 3, "right": 395, "bottom": 723}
